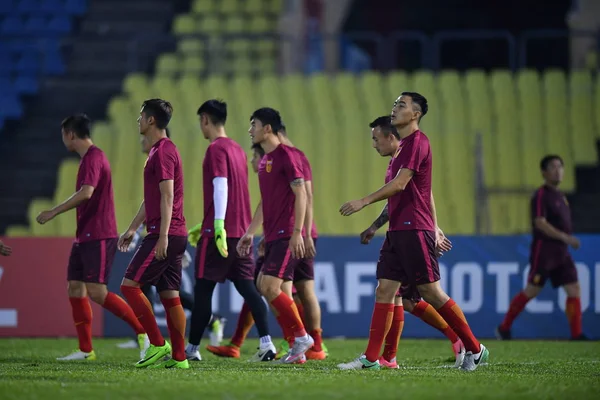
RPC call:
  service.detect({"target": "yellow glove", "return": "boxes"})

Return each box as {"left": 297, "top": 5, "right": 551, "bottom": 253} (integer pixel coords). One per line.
{"left": 214, "top": 219, "right": 228, "bottom": 258}
{"left": 187, "top": 223, "right": 202, "bottom": 247}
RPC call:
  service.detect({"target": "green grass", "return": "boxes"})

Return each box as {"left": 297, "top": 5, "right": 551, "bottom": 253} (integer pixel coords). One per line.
{"left": 0, "top": 338, "right": 598, "bottom": 399}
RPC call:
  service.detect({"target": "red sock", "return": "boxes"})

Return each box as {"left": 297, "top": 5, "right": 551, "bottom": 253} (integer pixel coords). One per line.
{"left": 276, "top": 315, "right": 295, "bottom": 346}
{"left": 102, "top": 292, "right": 145, "bottom": 335}
{"left": 161, "top": 297, "right": 186, "bottom": 362}
{"left": 364, "top": 302, "right": 394, "bottom": 362}
{"left": 500, "top": 291, "right": 530, "bottom": 331}
{"left": 310, "top": 329, "right": 323, "bottom": 352}
{"left": 270, "top": 292, "right": 306, "bottom": 338}
{"left": 295, "top": 299, "right": 307, "bottom": 327}
{"left": 436, "top": 299, "right": 480, "bottom": 353}
{"left": 412, "top": 300, "right": 459, "bottom": 343}
{"left": 69, "top": 297, "right": 93, "bottom": 353}
{"left": 565, "top": 297, "right": 582, "bottom": 338}
{"left": 231, "top": 302, "right": 255, "bottom": 348}
{"left": 121, "top": 285, "right": 164, "bottom": 346}
{"left": 382, "top": 305, "right": 404, "bottom": 361}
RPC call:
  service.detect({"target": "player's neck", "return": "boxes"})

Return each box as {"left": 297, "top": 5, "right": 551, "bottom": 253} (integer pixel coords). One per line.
{"left": 261, "top": 135, "right": 281, "bottom": 154}
{"left": 388, "top": 142, "right": 400, "bottom": 158}
{"left": 544, "top": 181, "right": 560, "bottom": 190}
{"left": 146, "top": 129, "right": 168, "bottom": 147}
{"left": 209, "top": 127, "right": 227, "bottom": 142}
{"left": 280, "top": 136, "right": 294, "bottom": 147}
{"left": 75, "top": 139, "right": 94, "bottom": 157}
{"left": 396, "top": 123, "right": 419, "bottom": 139}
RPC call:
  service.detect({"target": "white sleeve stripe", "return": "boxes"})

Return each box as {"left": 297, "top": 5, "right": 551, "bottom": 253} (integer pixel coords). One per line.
{"left": 213, "top": 177, "right": 228, "bottom": 220}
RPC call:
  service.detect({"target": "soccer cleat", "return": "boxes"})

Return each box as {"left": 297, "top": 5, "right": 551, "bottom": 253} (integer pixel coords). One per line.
{"left": 209, "top": 315, "right": 226, "bottom": 346}
{"left": 149, "top": 358, "right": 190, "bottom": 369}
{"left": 280, "top": 335, "right": 313, "bottom": 364}
{"left": 248, "top": 343, "right": 277, "bottom": 362}
{"left": 461, "top": 343, "right": 489, "bottom": 371}
{"left": 378, "top": 356, "right": 399, "bottom": 369}
{"left": 57, "top": 350, "right": 96, "bottom": 361}
{"left": 338, "top": 355, "right": 381, "bottom": 370}
{"left": 138, "top": 333, "right": 150, "bottom": 360}
{"left": 275, "top": 340, "right": 290, "bottom": 360}
{"left": 452, "top": 339, "right": 466, "bottom": 368}
{"left": 206, "top": 344, "right": 241, "bottom": 358}
{"left": 495, "top": 325, "right": 512, "bottom": 340}
{"left": 135, "top": 341, "right": 171, "bottom": 368}
{"left": 185, "top": 349, "right": 202, "bottom": 361}
{"left": 571, "top": 334, "right": 589, "bottom": 341}
{"left": 305, "top": 348, "right": 327, "bottom": 360}
{"left": 321, "top": 341, "right": 329, "bottom": 356}
{"left": 116, "top": 339, "right": 139, "bottom": 349}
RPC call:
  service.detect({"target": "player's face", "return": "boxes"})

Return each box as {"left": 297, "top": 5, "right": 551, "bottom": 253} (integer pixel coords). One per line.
{"left": 543, "top": 158, "right": 564, "bottom": 185}
{"left": 391, "top": 95, "right": 419, "bottom": 127}
{"left": 61, "top": 128, "right": 75, "bottom": 152}
{"left": 138, "top": 108, "right": 151, "bottom": 135}
{"left": 371, "top": 127, "right": 394, "bottom": 157}
{"left": 199, "top": 114, "right": 209, "bottom": 139}
{"left": 251, "top": 150, "right": 262, "bottom": 173}
{"left": 140, "top": 134, "right": 151, "bottom": 154}
{"left": 248, "top": 119, "right": 266, "bottom": 144}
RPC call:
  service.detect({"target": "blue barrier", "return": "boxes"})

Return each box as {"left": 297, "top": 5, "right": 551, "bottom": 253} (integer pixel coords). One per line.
{"left": 104, "top": 235, "right": 600, "bottom": 340}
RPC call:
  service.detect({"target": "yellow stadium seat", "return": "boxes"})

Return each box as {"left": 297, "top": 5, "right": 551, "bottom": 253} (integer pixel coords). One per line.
{"left": 177, "top": 38, "right": 205, "bottom": 55}
{"left": 5, "top": 225, "right": 31, "bottom": 237}
{"left": 255, "top": 39, "right": 276, "bottom": 56}
{"left": 218, "top": 0, "right": 238, "bottom": 14}
{"left": 244, "top": 0, "right": 264, "bottom": 13}
{"left": 156, "top": 53, "right": 179, "bottom": 76}
{"left": 28, "top": 199, "right": 58, "bottom": 236}
{"left": 248, "top": 16, "right": 270, "bottom": 33}
{"left": 224, "top": 14, "right": 246, "bottom": 33}
{"left": 182, "top": 56, "right": 206, "bottom": 75}
{"left": 266, "top": 0, "right": 284, "bottom": 13}
{"left": 569, "top": 70, "right": 597, "bottom": 165}
{"left": 192, "top": 0, "right": 215, "bottom": 14}
{"left": 122, "top": 73, "right": 148, "bottom": 98}
{"left": 198, "top": 15, "right": 220, "bottom": 34}
{"left": 173, "top": 14, "right": 196, "bottom": 35}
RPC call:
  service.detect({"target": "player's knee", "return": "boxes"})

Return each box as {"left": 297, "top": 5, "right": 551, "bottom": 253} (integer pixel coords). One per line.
{"left": 86, "top": 283, "right": 108, "bottom": 304}
{"left": 374, "top": 285, "right": 396, "bottom": 303}
{"left": 259, "top": 281, "right": 280, "bottom": 300}
{"left": 523, "top": 284, "right": 541, "bottom": 299}
{"left": 402, "top": 298, "right": 416, "bottom": 312}
{"left": 417, "top": 283, "right": 448, "bottom": 309}
{"left": 67, "top": 281, "right": 86, "bottom": 297}
{"left": 564, "top": 282, "right": 581, "bottom": 298}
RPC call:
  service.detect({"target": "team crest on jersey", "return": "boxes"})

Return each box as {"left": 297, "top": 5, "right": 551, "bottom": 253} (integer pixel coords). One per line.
{"left": 266, "top": 159, "right": 273, "bottom": 173}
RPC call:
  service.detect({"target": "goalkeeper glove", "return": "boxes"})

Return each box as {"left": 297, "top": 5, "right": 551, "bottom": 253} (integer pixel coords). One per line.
{"left": 188, "top": 223, "right": 202, "bottom": 247}
{"left": 214, "top": 219, "right": 228, "bottom": 258}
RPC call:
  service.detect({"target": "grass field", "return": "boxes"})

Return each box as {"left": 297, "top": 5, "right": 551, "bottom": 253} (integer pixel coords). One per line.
{"left": 0, "top": 338, "right": 599, "bottom": 399}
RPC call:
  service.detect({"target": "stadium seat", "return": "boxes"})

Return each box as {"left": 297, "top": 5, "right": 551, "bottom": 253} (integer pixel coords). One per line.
{"left": 248, "top": 16, "right": 270, "bottom": 33}
{"left": 0, "top": 0, "right": 14, "bottom": 15}
{"left": 569, "top": 70, "right": 597, "bottom": 165}
{"left": 5, "top": 225, "right": 31, "bottom": 237}
{"left": 198, "top": 15, "right": 220, "bottom": 34}
{"left": 155, "top": 53, "right": 179, "bottom": 76}
{"left": 244, "top": 0, "right": 265, "bottom": 13}
{"left": 48, "top": 15, "right": 72, "bottom": 33}
{"left": 177, "top": 38, "right": 204, "bottom": 54}
{"left": 40, "top": 0, "right": 64, "bottom": 14}
{"left": 18, "top": 0, "right": 39, "bottom": 13}
{"left": 65, "top": 0, "right": 88, "bottom": 16}
{"left": 54, "top": 159, "right": 80, "bottom": 236}
{"left": 0, "top": 93, "right": 24, "bottom": 118}
{"left": 191, "top": 0, "right": 215, "bottom": 14}
{"left": 218, "top": 0, "right": 239, "bottom": 14}
{"left": 224, "top": 14, "right": 246, "bottom": 33}
{"left": 1, "top": 16, "right": 24, "bottom": 35}
{"left": 28, "top": 198, "right": 59, "bottom": 236}
{"left": 173, "top": 14, "right": 196, "bottom": 35}
{"left": 14, "top": 74, "right": 39, "bottom": 94}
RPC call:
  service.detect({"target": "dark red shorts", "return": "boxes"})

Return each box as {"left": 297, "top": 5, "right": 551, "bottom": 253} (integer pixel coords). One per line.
{"left": 195, "top": 236, "right": 255, "bottom": 283}
{"left": 261, "top": 239, "right": 294, "bottom": 281}
{"left": 124, "top": 234, "right": 188, "bottom": 292}
{"left": 67, "top": 238, "right": 117, "bottom": 284}
{"left": 377, "top": 230, "right": 440, "bottom": 286}
{"left": 396, "top": 283, "right": 422, "bottom": 303}
{"left": 528, "top": 242, "right": 578, "bottom": 288}
{"left": 291, "top": 238, "right": 317, "bottom": 282}
{"left": 255, "top": 255, "right": 264, "bottom": 282}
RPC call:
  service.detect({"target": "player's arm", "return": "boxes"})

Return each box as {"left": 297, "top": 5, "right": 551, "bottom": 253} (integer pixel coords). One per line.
{"left": 213, "top": 176, "right": 229, "bottom": 257}
{"left": 340, "top": 168, "right": 414, "bottom": 216}
{"left": 237, "top": 200, "right": 263, "bottom": 256}
{"left": 360, "top": 204, "right": 388, "bottom": 245}
{"left": 303, "top": 179, "right": 316, "bottom": 257}
{"left": 534, "top": 217, "right": 580, "bottom": 249}
{"left": 430, "top": 192, "right": 452, "bottom": 254}
{"left": 118, "top": 201, "right": 146, "bottom": 252}
{"left": 36, "top": 185, "right": 95, "bottom": 224}
{"left": 0, "top": 240, "right": 12, "bottom": 256}
{"left": 156, "top": 179, "right": 175, "bottom": 260}
{"left": 290, "top": 178, "right": 307, "bottom": 258}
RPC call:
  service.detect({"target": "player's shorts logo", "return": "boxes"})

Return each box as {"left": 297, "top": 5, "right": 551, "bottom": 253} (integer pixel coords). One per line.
{"left": 533, "top": 274, "right": 541, "bottom": 284}
{"left": 266, "top": 160, "right": 273, "bottom": 173}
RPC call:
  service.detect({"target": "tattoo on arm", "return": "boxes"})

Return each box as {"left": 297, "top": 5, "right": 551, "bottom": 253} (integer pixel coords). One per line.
{"left": 291, "top": 178, "right": 305, "bottom": 187}
{"left": 373, "top": 204, "right": 389, "bottom": 229}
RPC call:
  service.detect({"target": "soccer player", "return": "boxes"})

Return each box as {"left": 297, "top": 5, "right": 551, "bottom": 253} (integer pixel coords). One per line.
{"left": 496, "top": 155, "right": 585, "bottom": 340}
{"left": 0, "top": 240, "right": 12, "bottom": 256}
{"left": 118, "top": 99, "right": 189, "bottom": 369}
{"left": 36, "top": 114, "right": 148, "bottom": 361}
{"left": 184, "top": 99, "right": 275, "bottom": 362}
{"left": 358, "top": 116, "right": 464, "bottom": 369}
{"left": 237, "top": 107, "right": 314, "bottom": 364}
{"left": 337, "top": 93, "right": 488, "bottom": 371}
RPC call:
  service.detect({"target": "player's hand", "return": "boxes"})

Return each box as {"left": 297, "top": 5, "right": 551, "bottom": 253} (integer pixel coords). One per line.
{"left": 237, "top": 233, "right": 253, "bottom": 257}
{"left": 339, "top": 199, "right": 367, "bottom": 216}
{"left": 360, "top": 226, "right": 377, "bottom": 244}
{"left": 182, "top": 250, "right": 192, "bottom": 269}
{"left": 304, "top": 236, "right": 316, "bottom": 258}
{"left": 188, "top": 223, "right": 202, "bottom": 247}
{"left": 36, "top": 209, "right": 56, "bottom": 225}
{"left": 435, "top": 228, "right": 452, "bottom": 257}
{"left": 0, "top": 240, "right": 12, "bottom": 256}
{"left": 127, "top": 231, "right": 141, "bottom": 252}
{"left": 566, "top": 235, "right": 581, "bottom": 250}
{"left": 156, "top": 235, "right": 168, "bottom": 260}
{"left": 214, "top": 219, "right": 228, "bottom": 258}
{"left": 118, "top": 229, "right": 136, "bottom": 252}
{"left": 290, "top": 231, "right": 305, "bottom": 259}
{"left": 257, "top": 237, "right": 266, "bottom": 257}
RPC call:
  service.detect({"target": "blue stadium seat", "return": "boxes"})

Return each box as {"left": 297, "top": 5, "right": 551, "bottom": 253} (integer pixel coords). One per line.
{"left": 48, "top": 15, "right": 72, "bottom": 33}
{"left": 0, "top": 0, "right": 14, "bottom": 15}
{"left": 65, "top": 0, "right": 88, "bottom": 16}
{"left": 0, "top": 92, "right": 24, "bottom": 119}
{"left": 17, "top": 0, "right": 40, "bottom": 13}
{"left": 40, "top": 0, "right": 66, "bottom": 14}
{"left": 14, "top": 74, "right": 39, "bottom": 94}
{"left": 16, "top": 51, "right": 40, "bottom": 74}
{"left": 0, "top": 77, "right": 12, "bottom": 92}
{"left": 25, "top": 16, "right": 49, "bottom": 35}
{"left": 1, "top": 16, "right": 24, "bottom": 35}
{"left": 43, "top": 51, "right": 65, "bottom": 75}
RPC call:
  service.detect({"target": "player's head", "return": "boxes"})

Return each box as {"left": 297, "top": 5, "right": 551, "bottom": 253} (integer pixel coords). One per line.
{"left": 391, "top": 92, "right": 428, "bottom": 127}
{"left": 249, "top": 107, "right": 282, "bottom": 145}
{"left": 369, "top": 116, "right": 400, "bottom": 157}
{"left": 61, "top": 113, "right": 91, "bottom": 152}
{"left": 197, "top": 99, "right": 227, "bottom": 139}
{"left": 540, "top": 155, "right": 564, "bottom": 185}
{"left": 251, "top": 143, "right": 265, "bottom": 173}
{"left": 138, "top": 98, "right": 172, "bottom": 135}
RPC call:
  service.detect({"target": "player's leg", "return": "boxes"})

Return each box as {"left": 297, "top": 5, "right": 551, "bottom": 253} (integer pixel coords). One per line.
{"left": 58, "top": 243, "right": 95, "bottom": 361}
{"left": 379, "top": 294, "right": 404, "bottom": 369}
{"left": 295, "top": 279, "right": 326, "bottom": 360}
{"left": 554, "top": 258, "right": 585, "bottom": 340}
{"left": 186, "top": 278, "right": 217, "bottom": 360}
{"left": 118, "top": 284, "right": 155, "bottom": 349}
{"left": 496, "top": 281, "right": 543, "bottom": 340}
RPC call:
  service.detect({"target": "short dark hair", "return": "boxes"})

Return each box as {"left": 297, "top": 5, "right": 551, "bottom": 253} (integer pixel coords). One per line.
{"left": 278, "top": 123, "right": 287, "bottom": 136}
{"left": 401, "top": 92, "right": 428, "bottom": 121}
{"left": 252, "top": 143, "right": 265, "bottom": 158}
{"left": 369, "top": 116, "right": 400, "bottom": 140}
{"left": 166, "top": 127, "right": 171, "bottom": 138}
{"left": 540, "top": 155, "right": 563, "bottom": 170}
{"left": 61, "top": 114, "right": 91, "bottom": 139}
{"left": 197, "top": 99, "right": 227, "bottom": 125}
{"left": 250, "top": 107, "right": 282, "bottom": 133}
{"left": 141, "top": 98, "right": 173, "bottom": 129}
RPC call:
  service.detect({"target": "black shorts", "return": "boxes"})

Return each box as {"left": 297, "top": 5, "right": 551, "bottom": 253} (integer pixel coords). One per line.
{"left": 195, "top": 236, "right": 255, "bottom": 283}
{"left": 67, "top": 238, "right": 117, "bottom": 284}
